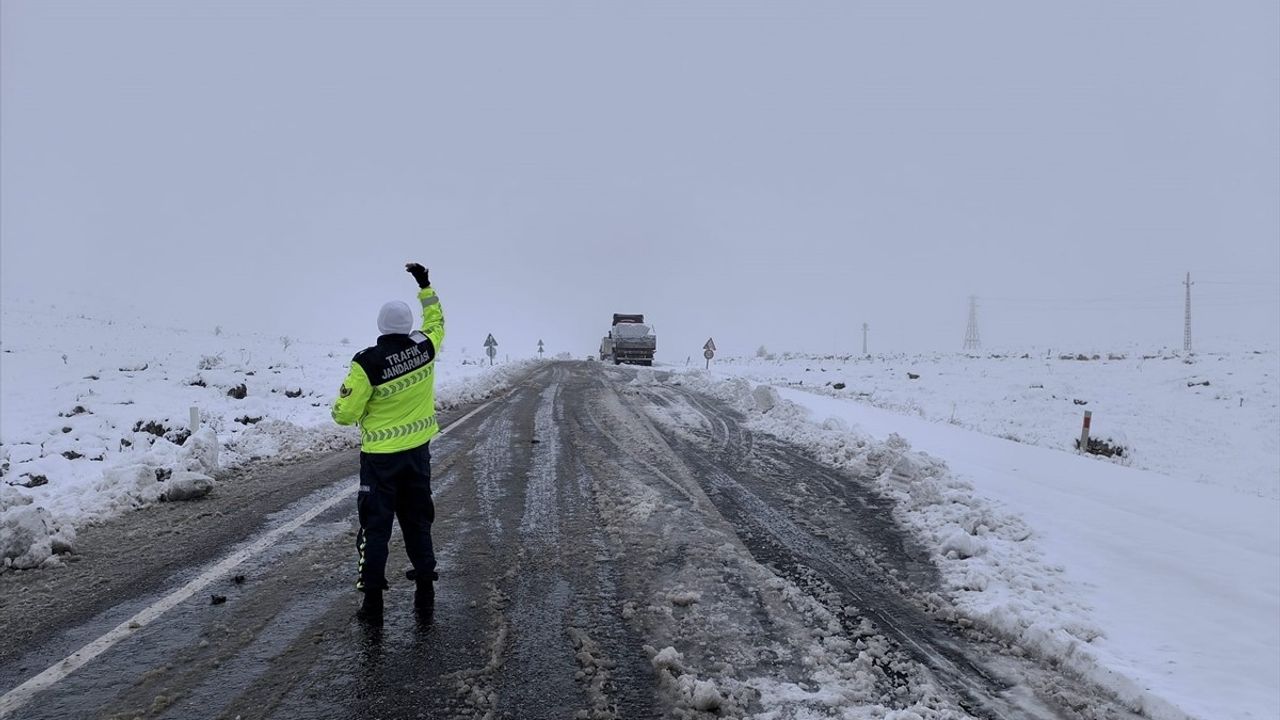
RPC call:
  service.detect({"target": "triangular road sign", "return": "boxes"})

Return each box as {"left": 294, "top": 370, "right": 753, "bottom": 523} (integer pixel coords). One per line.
{"left": 484, "top": 334, "right": 498, "bottom": 348}
{"left": 703, "top": 338, "right": 717, "bottom": 352}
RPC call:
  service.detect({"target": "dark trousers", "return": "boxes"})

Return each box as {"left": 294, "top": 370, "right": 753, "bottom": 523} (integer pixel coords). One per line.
{"left": 356, "top": 443, "right": 435, "bottom": 592}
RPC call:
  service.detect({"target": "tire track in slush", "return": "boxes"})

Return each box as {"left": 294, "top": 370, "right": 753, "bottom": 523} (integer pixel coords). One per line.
{"left": 471, "top": 412, "right": 515, "bottom": 544}
{"left": 650, "top": 385, "right": 1118, "bottom": 720}
{"left": 545, "top": 368, "right": 660, "bottom": 717}
{"left": 529, "top": 368, "right": 661, "bottom": 719}
{"left": 519, "top": 381, "right": 563, "bottom": 545}
{"left": 495, "top": 378, "right": 593, "bottom": 719}
{"left": 677, "top": 390, "right": 1031, "bottom": 717}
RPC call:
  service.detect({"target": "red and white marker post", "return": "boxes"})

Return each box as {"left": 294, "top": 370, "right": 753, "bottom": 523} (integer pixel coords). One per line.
{"left": 1079, "top": 410, "right": 1092, "bottom": 453}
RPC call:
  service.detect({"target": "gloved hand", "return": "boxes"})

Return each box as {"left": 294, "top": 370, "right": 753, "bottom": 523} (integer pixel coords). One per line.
{"left": 405, "top": 262, "right": 430, "bottom": 288}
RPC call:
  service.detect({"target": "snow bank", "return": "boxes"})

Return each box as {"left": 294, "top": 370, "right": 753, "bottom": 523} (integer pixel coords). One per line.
{"left": 0, "top": 298, "right": 537, "bottom": 570}
{"left": 674, "top": 369, "right": 1278, "bottom": 720}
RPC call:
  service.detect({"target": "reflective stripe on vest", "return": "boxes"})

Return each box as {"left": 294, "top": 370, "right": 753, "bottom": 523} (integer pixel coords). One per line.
{"left": 361, "top": 415, "right": 438, "bottom": 444}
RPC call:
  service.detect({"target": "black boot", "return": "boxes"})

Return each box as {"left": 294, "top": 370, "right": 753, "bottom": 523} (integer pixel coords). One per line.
{"left": 414, "top": 579, "right": 435, "bottom": 611}
{"left": 356, "top": 590, "right": 384, "bottom": 623}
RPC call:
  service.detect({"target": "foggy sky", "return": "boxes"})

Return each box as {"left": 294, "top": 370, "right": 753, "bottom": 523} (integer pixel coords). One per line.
{"left": 3, "top": 1, "right": 1278, "bottom": 360}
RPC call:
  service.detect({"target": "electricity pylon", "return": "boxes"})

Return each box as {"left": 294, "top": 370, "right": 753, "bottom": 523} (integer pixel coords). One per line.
{"left": 963, "top": 296, "right": 981, "bottom": 351}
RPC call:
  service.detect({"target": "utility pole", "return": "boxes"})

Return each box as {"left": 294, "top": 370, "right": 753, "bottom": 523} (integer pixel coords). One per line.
{"left": 1183, "top": 272, "right": 1194, "bottom": 353}
{"left": 963, "top": 296, "right": 981, "bottom": 351}
{"left": 862, "top": 322, "right": 869, "bottom": 356}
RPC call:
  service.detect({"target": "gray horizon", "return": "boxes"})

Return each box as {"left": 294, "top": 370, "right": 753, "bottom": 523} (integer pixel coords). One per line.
{"left": 3, "top": 1, "right": 1277, "bottom": 359}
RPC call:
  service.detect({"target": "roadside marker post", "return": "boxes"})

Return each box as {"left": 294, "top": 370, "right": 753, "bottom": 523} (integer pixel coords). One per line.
{"left": 189, "top": 407, "right": 200, "bottom": 433}
{"left": 1079, "top": 410, "right": 1092, "bottom": 453}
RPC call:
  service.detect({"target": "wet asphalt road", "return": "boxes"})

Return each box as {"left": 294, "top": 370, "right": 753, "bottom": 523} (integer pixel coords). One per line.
{"left": 0, "top": 362, "right": 1143, "bottom": 720}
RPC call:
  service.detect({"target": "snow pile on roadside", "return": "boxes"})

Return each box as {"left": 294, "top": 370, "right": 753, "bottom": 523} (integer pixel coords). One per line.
{"left": 712, "top": 351, "right": 1280, "bottom": 500}
{"left": 672, "top": 370, "right": 1204, "bottom": 719}
{"left": 0, "top": 298, "right": 537, "bottom": 570}
{"left": 435, "top": 360, "right": 538, "bottom": 412}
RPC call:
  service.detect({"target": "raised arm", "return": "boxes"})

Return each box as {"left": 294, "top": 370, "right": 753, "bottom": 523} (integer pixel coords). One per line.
{"left": 407, "top": 262, "right": 444, "bottom": 353}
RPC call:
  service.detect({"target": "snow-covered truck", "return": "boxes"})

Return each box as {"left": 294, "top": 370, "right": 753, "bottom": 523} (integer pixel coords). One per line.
{"left": 600, "top": 314, "right": 656, "bottom": 366}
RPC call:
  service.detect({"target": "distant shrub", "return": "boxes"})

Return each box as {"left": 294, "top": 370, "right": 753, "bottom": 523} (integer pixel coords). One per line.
{"left": 132, "top": 420, "right": 168, "bottom": 437}
{"left": 17, "top": 474, "right": 48, "bottom": 488}
{"left": 131, "top": 419, "right": 190, "bottom": 446}
{"left": 198, "top": 353, "right": 224, "bottom": 370}
{"left": 227, "top": 383, "right": 248, "bottom": 399}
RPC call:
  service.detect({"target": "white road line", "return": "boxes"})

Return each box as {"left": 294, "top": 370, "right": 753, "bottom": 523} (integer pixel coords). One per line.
{"left": 0, "top": 390, "right": 513, "bottom": 718}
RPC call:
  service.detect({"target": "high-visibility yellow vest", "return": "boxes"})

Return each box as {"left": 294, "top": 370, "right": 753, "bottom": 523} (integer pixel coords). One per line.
{"left": 332, "top": 287, "right": 445, "bottom": 453}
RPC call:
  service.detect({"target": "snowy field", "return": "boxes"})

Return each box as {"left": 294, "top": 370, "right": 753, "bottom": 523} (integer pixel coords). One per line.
{"left": 3, "top": 293, "right": 1277, "bottom": 719}
{"left": 713, "top": 351, "right": 1280, "bottom": 499}
{"left": 0, "top": 296, "right": 532, "bottom": 571}
{"left": 675, "top": 353, "right": 1280, "bottom": 720}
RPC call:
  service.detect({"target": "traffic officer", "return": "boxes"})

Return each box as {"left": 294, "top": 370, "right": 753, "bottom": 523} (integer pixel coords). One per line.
{"left": 332, "top": 262, "right": 444, "bottom": 621}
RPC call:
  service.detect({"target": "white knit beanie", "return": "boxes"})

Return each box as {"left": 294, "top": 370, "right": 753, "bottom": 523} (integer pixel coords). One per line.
{"left": 377, "top": 301, "right": 414, "bottom": 335}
